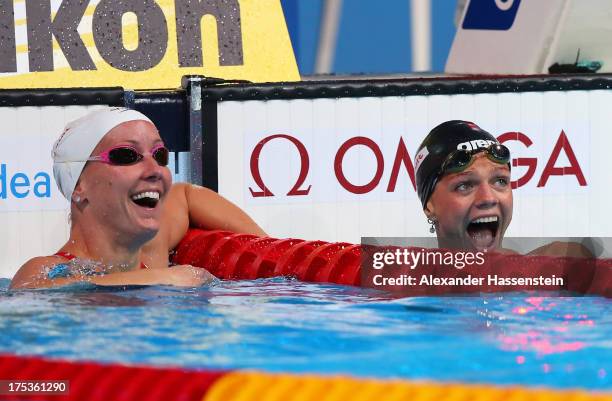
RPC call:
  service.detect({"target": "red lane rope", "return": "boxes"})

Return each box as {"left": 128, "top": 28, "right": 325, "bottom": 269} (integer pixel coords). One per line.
{"left": 173, "top": 229, "right": 612, "bottom": 296}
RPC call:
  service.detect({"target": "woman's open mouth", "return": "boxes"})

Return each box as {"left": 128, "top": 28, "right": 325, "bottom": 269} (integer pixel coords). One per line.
{"left": 466, "top": 216, "right": 499, "bottom": 250}
{"left": 130, "top": 191, "right": 160, "bottom": 209}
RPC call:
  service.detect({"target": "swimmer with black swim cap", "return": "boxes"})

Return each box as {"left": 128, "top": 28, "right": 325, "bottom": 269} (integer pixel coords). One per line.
{"left": 415, "top": 120, "right": 512, "bottom": 252}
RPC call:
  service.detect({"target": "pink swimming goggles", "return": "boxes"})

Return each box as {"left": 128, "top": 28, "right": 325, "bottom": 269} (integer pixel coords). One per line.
{"left": 87, "top": 145, "right": 169, "bottom": 166}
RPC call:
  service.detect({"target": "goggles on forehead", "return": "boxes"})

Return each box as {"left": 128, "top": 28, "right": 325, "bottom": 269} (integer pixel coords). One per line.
{"left": 440, "top": 143, "right": 510, "bottom": 175}
{"left": 87, "top": 145, "right": 169, "bottom": 167}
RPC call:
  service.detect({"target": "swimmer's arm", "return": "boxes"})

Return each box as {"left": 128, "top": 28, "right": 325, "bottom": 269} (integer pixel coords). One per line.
{"left": 184, "top": 183, "right": 266, "bottom": 235}
{"left": 10, "top": 258, "right": 213, "bottom": 289}
{"left": 10, "top": 256, "right": 66, "bottom": 289}
{"left": 166, "top": 183, "right": 265, "bottom": 248}
{"left": 88, "top": 265, "right": 215, "bottom": 287}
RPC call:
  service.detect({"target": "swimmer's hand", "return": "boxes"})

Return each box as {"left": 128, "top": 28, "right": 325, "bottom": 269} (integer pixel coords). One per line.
{"left": 159, "top": 265, "right": 215, "bottom": 287}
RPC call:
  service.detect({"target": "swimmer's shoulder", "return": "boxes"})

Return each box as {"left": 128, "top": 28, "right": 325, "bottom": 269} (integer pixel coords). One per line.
{"left": 168, "top": 182, "right": 226, "bottom": 203}
{"left": 527, "top": 241, "right": 593, "bottom": 258}
{"left": 166, "top": 182, "right": 191, "bottom": 203}
{"left": 164, "top": 182, "right": 219, "bottom": 210}
{"left": 10, "top": 255, "right": 68, "bottom": 289}
{"left": 158, "top": 183, "right": 191, "bottom": 251}
{"left": 494, "top": 248, "right": 519, "bottom": 255}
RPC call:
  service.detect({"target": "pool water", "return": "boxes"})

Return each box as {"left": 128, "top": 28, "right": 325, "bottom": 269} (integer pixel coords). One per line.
{"left": 0, "top": 278, "right": 609, "bottom": 390}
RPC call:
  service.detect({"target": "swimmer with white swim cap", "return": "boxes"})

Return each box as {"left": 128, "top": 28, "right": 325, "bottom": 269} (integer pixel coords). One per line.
{"left": 11, "top": 107, "right": 265, "bottom": 289}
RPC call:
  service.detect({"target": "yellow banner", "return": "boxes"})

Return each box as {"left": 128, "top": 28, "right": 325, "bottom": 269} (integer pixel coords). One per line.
{"left": 0, "top": 0, "right": 299, "bottom": 89}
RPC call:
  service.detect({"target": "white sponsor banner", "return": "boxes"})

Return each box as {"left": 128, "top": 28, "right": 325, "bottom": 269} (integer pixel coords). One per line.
{"left": 217, "top": 91, "right": 609, "bottom": 243}
{"left": 0, "top": 106, "right": 80, "bottom": 278}
{"left": 0, "top": 110, "right": 68, "bottom": 212}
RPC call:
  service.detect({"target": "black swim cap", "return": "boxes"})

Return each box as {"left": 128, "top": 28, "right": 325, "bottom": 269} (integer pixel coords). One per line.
{"left": 415, "top": 120, "right": 505, "bottom": 208}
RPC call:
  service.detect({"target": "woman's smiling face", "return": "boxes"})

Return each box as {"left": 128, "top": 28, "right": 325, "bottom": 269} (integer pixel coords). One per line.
{"left": 76, "top": 120, "right": 172, "bottom": 242}
{"left": 425, "top": 153, "right": 513, "bottom": 252}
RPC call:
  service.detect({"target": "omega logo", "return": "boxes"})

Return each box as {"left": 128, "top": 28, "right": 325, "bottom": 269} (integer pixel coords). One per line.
{"left": 248, "top": 130, "right": 587, "bottom": 197}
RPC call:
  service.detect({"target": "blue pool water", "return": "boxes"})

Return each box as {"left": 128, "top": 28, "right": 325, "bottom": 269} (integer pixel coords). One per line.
{"left": 0, "top": 277, "right": 609, "bottom": 391}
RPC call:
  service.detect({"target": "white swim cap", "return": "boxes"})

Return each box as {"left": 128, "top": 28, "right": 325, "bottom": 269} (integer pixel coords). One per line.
{"left": 52, "top": 107, "right": 153, "bottom": 201}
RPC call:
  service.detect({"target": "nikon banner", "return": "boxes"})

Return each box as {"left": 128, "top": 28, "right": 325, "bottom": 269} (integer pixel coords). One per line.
{"left": 0, "top": 0, "right": 300, "bottom": 89}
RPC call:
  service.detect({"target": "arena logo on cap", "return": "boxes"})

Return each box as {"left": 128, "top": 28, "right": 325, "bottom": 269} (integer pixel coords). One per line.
{"left": 0, "top": 0, "right": 298, "bottom": 89}
{"left": 456, "top": 139, "right": 497, "bottom": 151}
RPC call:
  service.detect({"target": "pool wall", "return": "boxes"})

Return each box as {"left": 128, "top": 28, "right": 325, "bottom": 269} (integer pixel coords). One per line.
{"left": 1, "top": 75, "right": 612, "bottom": 277}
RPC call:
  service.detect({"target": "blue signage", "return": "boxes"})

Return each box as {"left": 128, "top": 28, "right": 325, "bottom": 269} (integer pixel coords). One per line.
{"left": 0, "top": 164, "right": 51, "bottom": 199}
{"left": 462, "top": 0, "right": 521, "bottom": 31}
